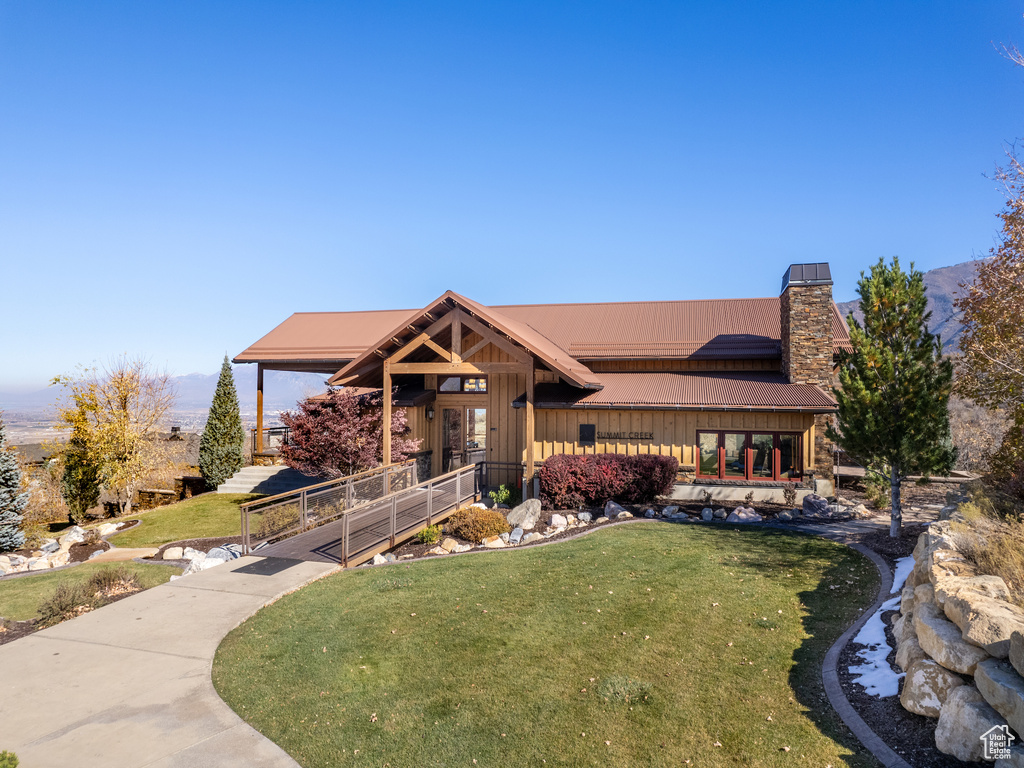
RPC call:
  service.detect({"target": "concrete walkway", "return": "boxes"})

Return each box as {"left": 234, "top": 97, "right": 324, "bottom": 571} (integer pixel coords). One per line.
{"left": 0, "top": 556, "right": 338, "bottom": 768}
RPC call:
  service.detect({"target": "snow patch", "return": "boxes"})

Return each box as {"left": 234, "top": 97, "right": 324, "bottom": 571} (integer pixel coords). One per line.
{"left": 848, "top": 595, "right": 904, "bottom": 697}
{"left": 890, "top": 556, "right": 915, "bottom": 595}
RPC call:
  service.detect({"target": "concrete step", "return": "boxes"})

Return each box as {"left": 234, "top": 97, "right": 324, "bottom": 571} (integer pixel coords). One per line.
{"left": 216, "top": 465, "right": 321, "bottom": 495}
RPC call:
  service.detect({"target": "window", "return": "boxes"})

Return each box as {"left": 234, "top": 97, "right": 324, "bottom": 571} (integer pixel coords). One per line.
{"left": 439, "top": 376, "right": 487, "bottom": 393}
{"left": 696, "top": 431, "right": 802, "bottom": 481}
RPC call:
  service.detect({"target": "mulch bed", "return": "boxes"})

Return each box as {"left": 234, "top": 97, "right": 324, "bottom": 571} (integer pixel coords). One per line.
{"left": 68, "top": 540, "right": 111, "bottom": 563}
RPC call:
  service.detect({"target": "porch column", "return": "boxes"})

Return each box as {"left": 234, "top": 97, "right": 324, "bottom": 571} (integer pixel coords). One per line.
{"left": 256, "top": 363, "right": 264, "bottom": 455}
{"left": 525, "top": 364, "right": 535, "bottom": 494}
{"left": 382, "top": 359, "right": 392, "bottom": 466}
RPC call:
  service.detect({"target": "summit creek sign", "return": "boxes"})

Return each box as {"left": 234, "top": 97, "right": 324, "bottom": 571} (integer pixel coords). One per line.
{"left": 597, "top": 431, "right": 654, "bottom": 441}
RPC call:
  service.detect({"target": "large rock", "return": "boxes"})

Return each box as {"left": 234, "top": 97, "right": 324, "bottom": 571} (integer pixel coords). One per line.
{"left": 614, "top": 511, "right": 633, "bottom": 520}
{"left": 577, "top": 511, "right": 592, "bottom": 523}
{"left": 901, "top": 584, "right": 917, "bottom": 616}
{"left": 509, "top": 528, "right": 524, "bottom": 544}
{"left": 996, "top": 745, "right": 1024, "bottom": 768}
{"left": 549, "top": 514, "right": 568, "bottom": 529}
{"left": 976, "top": 659, "right": 1024, "bottom": 737}
{"left": 662, "top": 506, "right": 679, "bottom": 516}
{"left": 900, "top": 659, "right": 965, "bottom": 717}
{"left": 604, "top": 500, "right": 626, "bottom": 517}
{"left": 701, "top": 508, "right": 713, "bottom": 521}
{"left": 944, "top": 591, "right": 1024, "bottom": 658}
{"left": 522, "top": 532, "right": 544, "bottom": 544}
{"left": 162, "top": 546, "right": 184, "bottom": 561}
{"left": 27, "top": 558, "right": 51, "bottom": 571}
{"left": 40, "top": 540, "right": 59, "bottom": 555}
{"left": 935, "top": 685, "right": 1009, "bottom": 762}
{"left": 1011, "top": 631, "right": 1024, "bottom": 678}
{"left": 507, "top": 499, "right": 542, "bottom": 530}
{"left": 915, "top": 601, "right": 990, "bottom": 674}
{"left": 712, "top": 508, "right": 727, "bottom": 520}
{"left": 440, "top": 538, "right": 460, "bottom": 553}
{"left": 58, "top": 526, "right": 86, "bottom": 552}
{"left": 725, "top": 508, "right": 762, "bottom": 523}
{"left": 96, "top": 522, "right": 119, "bottom": 537}
{"left": 914, "top": 583, "right": 936, "bottom": 610}
{"left": 49, "top": 551, "right": 70, "bottom": 568}
{"left": 935, "top": 575, "right": 1011, "bottom": 608}
{"left": 483, "top": 538, "right": 506, "bottom": 549}
{"left": 802, "top": 493, "right": 829, "bottom": 517}
{"left": 182, "top": 547, "right": 206, "bottom": 561}
{"left": 896, "top": 634, "right": 928, "bottom": 672}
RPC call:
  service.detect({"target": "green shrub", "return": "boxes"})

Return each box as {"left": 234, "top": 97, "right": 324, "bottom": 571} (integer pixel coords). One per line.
{"left": 445, "top": 507, "right": 510, "bottom": 543}
{"left": 488, "top": 483, "right": 521, "bottom": 508}
{"left": 414, "top": 525, "right": 441, "bottom": 545}
{"left": 863, "top": 469, "right": 891, "bottom": 510}
{"left": 0, "top": 750, "right": 18, "bottom": 768}
{"left": 255, "top": 503, "right": 301, "bottom": 540}
{"left": 782, "top": 485, "right": 797, "bottom": 508}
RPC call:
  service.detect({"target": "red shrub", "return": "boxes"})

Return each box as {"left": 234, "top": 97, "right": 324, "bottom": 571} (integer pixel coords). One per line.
{"left": 539, "top": 454, "right": 678, "bottom": 509}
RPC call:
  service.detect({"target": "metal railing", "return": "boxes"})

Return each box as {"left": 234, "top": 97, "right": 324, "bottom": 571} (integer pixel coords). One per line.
{"left": 251, "top": 426, "right": 291, "bottom": 456}
{"left": 475, "top": 461, "right": 523, "bottom": 494}
{"left": 329, "top": 463, "right": 479, "bottom": 567}
{"left": 240, "top": 460, "right": 417, "bottom": 552}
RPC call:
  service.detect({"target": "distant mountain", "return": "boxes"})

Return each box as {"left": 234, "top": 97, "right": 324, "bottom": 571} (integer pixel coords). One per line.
{"left": 834, "top": 259, "right": 983, "bottom": 350}
{"left": 0, "top": 366, "right": 330, "bottom": 413}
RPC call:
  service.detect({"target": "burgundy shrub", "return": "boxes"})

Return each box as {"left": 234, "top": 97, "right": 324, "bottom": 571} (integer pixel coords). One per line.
{"left": 539, "top": 453, "right": 679, "bottom": 509}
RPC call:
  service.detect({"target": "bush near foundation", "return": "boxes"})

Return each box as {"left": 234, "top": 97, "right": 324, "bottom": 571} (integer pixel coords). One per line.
{"left": 445, "top": 507, "right": 510, "bottom": 543}
{"left": 539, "top": 454, "right": 678, "bottom": 509}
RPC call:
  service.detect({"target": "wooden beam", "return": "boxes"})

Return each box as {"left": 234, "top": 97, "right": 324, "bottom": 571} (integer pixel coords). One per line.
{"left": 461, "top": 336, "right": 491, "bottom": 361}
{"left": 256, "top": 363, "right": 264, "bottom": 454}
{"left": 390, "top": 362, "right": 525, "bottom": 375}
{"left": 459, "top": 312, "right": 532, "bottom": 364}
{"left": 451, "top": 310, "right": 462, "bottom": 363}
{"left": 383, "top": 360, "right": 392, "bottom": 466}
{"left": 525, "top": 364, "right": 535, "bottom": 492}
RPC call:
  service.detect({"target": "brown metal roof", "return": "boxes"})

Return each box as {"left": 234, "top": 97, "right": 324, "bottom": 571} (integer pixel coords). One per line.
{"left": 512, "top": 372, "right": 837, "bottom": 411}
{"left": 234, "top": 309, "right": 415, "bottom": 364}
{"left": 329, "top": 291, "right": 602, "bottom": 390}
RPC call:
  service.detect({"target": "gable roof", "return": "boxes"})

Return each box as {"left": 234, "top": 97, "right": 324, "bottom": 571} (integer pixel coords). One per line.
{"left": 329, "top": 291, "right": 603, "bottom": 390}
{"left": 235, "top": 296, "right": 851, "bottom": 368}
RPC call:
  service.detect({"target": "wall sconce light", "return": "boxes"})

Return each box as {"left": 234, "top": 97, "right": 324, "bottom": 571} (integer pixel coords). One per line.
{"left": 426, "top": 406, "right": 435, "bottom": 421}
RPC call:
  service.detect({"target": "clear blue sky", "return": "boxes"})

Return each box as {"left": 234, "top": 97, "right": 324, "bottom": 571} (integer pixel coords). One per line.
{"left": 1, "top": 1, "right": 1022, "bottom": 392}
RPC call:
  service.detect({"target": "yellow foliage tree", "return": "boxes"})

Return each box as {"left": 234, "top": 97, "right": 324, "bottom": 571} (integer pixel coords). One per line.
{"left": 52, "top": 357, "right": 175, "bottom": 517}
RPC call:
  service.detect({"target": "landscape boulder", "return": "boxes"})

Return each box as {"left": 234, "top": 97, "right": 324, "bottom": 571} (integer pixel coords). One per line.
{"left": 996, "top": 745, "right": 1024, "bottom": 768}
{"left": 40, "top": 540, "right": 59, "bottom": 555}
{"left": 975, "top": 659, "right": 1024, "bottom": 736}
{"left": 604, "top": 500, "right": 626, "bottom": 517}
{"left": 935, "top": 574, "right": 1010, "bottom": 608}
{"left": 522, "top": 532, "right": 544, "bottom": 544}
{"left": 58, "top": 526, "right": 86, "bottom": 552}
{"left": 509, "top": 528, "right": 524, "bottom": 544}
{"left": 896, "top": 634, "right": 928, "bottom": 673}
{"left": 615, "top": 511, "right": 633, "bottom": 520}
{"left": 701, "top": 509, "right": 713, "bottom": 521}
{"left": 901, "top": 584, "right": 916, "bottom": 616}
{"left": 550, "top": 514, "right": 568, "bottom": 529}
{"left": 162, "top": 546, "right": 184, "bottom": 561}
{"left": 1011, "top": 631, "right": 1024, "bottom": 678}
{"left": 778, "top": 511, "right": 793, "bottom": 522}
{"left": 372, "top": 554, "right": 389, "bottom": 565}
{"left": 900, "top": 659, "right": 965, "bottom": 717}
{"left": 96, "top": 522, "right": 119, "bottom": 537}
{"left": 643, "top": 509, "right": 657, "bottom": 518}
{"left": 943, "top": 591, "right": 1024, "bottom": 658}
{"left": 935, "top": 685, "right": 1009, "bottom": 762}
{"left": 440, "top": 538, "right": 460, "bottom": 553}
{"left": 483, "top": 538, "right": 506, "bottom": 549}
{"left": 507, "top": 499, "right": 542, "bottom": 530}
{"left": 802, "top": 493, "right": 830, "bottom": 517}
{"left": 712, "top": 508, "right": 727, "bottom": 520}
{"left": 577, "top": 512, "right": 593, "bottom": 523}
{"left": 662, "top": 506, "right": 679, "bottom": 516}
{"left": 915, "top": 601, "right": 990, "bottom": 674}
{"left": 725, "top": 508, "right": 762, "bottom": 523}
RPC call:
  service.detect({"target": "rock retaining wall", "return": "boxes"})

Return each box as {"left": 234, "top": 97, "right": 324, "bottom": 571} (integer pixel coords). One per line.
{"left": 894, "top": 490, "right": 1024, "bottom": 764}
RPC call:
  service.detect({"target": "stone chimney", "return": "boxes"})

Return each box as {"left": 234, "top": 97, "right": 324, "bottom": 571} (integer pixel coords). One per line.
{"left": 780, "top": 263, "right": 835, "bottom": 485}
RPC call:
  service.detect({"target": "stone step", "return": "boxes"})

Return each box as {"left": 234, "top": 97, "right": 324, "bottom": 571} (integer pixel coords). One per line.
{"left": 216, "top": 465, "right": 320, "bottom": 495}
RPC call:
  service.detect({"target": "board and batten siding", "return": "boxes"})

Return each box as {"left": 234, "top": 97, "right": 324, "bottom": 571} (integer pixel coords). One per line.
{"left": 532, "top": 409, "right": 816, "bottom": 469}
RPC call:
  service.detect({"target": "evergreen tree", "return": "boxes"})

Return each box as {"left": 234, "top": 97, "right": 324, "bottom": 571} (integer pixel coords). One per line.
{"left": 200, "top": 356, "right": 245, "bottom": 490}
{"left": 0, "top": 415, "right": 27, "bottom": 551}
{"left": 827, "top": 257, "right": 955, "bottom": 537}
{"left": 61, "top": 427, "right": 102, "bottom": 524}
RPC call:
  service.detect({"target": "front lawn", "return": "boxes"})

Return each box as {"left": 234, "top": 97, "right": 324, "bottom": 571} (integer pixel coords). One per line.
{"left": 0, "top": 561, "right": 181, "bottom": 621}
{"left": 214, "top": 523, "right": 880, "bottom": 767}
{"left": 107, "top": 493, "right": 261, "bottom": 548}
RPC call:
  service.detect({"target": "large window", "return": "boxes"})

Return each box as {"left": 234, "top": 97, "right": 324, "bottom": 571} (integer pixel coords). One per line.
{"left": 696, "top": 431, "right": 802, "bottom": 481}
{"left": 439, "top": 376, "right": 487, "bottom": 393}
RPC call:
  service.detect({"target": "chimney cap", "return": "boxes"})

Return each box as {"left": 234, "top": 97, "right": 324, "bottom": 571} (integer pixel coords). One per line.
{"left": 782, "top": 263, "right": 832, "bottom": 293}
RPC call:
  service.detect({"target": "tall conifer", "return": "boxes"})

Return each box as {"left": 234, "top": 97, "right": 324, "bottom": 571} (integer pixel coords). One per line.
{"left": 199, "top": 356, "right": 245, "bottom": 490}
{"left": 0, "top": 414, "right": 27, "bottom": 551}
{"left": 827, "top": 257, "right": 955, "bottom": 536}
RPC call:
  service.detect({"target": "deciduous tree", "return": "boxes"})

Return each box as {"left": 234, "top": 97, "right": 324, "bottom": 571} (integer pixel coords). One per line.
{"left": 199, "top": 356, "right": 245, "bottom": 490}
{"left": 827, "top": 257, "right": 955, "bottom": 536}
{"left": 52, "top": 357, "right": 175, "bottom": 517}
{"left": 0, "top": 414, "right": 27, "bottom": 552}
{"left": 280, "top": 389, "right": 419, "bottom": 478}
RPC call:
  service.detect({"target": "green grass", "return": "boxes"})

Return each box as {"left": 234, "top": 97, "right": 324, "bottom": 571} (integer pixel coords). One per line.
{"left": 0, "top": 561, "right": 181, "bottom": 621}
{"left": 107, "top": 493, "right": 261, "bottom": 548}
{"left": 214, "top": 523, "right": 880, "bottom": 767}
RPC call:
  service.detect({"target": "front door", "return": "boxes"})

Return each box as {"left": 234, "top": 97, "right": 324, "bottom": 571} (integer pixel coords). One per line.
{"left": 441, "top": 406, "right": 487, "bottom": 473}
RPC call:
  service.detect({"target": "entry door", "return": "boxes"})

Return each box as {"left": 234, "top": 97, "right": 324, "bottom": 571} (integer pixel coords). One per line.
{"left": 441, "top": 406, "right": 487, "bottom": 473}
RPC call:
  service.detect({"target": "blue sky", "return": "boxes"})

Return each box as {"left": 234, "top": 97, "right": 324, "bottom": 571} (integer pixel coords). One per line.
{"left": 1, "top": 1, "right": 1022, "bottom": 392}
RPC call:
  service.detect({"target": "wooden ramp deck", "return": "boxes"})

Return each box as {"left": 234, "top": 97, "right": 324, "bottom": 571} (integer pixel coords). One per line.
{"left": 251, "top": 465, "right": 478, "bottom": 566}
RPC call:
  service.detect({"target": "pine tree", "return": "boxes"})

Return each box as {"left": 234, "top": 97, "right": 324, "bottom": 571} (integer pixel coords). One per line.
{"left": 61, "top": 427, "right": 101, "bottom": 524}
{"left": 827, "top": 257, "right": 955, "bottom": 537}
{"left": 199, "top": 356, "right": 245, "bottom": 490}
{"left": 0, "top": 415, "right": 27, "bottom": 551}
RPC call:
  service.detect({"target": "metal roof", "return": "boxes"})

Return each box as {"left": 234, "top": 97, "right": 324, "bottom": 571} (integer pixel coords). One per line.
{"left": 781, "top": 263, "right": 833, "bottom": 293}
{"left": 511, "top": 372, "right": 837, "bottom": 412}
{"left": 235, "top": 296, "right": 851, "bottom": 366}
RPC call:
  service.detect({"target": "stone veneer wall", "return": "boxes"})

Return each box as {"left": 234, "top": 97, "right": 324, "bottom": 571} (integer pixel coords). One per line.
{"left": 780, "top": 282, "right": 835, "bottom": 478}
{"left": 892, "top": 489, "right": 1024, "bottom": 764}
